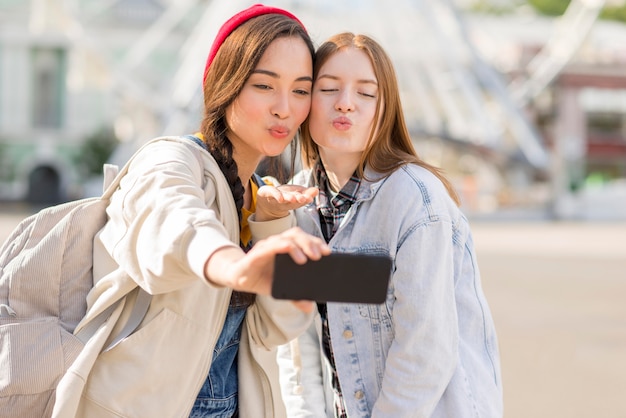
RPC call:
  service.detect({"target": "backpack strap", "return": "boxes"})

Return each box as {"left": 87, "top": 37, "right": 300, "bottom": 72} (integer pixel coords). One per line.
{"left": 102, "top": 164, "right": 120, "bottom": 193}
{"left": 75, "top": 286, "right": 152, "bottom": 351}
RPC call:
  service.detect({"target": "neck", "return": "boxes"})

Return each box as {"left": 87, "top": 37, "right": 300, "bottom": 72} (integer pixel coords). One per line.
{"left": 319, "top": 151, "right": 361, "bottom": 191}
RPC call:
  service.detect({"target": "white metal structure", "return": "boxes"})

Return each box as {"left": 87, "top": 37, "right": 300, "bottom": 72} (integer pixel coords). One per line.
{"left": 101, "top": 0, "right": 604, "bottom": 173}
{"left": 509, "top": 0, "right": 606, "bottom": 106}
{"left": 0, "top": 0, "right": 608, "bottom": 213}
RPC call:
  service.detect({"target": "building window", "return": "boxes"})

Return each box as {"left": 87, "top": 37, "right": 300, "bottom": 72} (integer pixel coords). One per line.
{"left": 31, "top": 47, "right": 65, "bottom": 129}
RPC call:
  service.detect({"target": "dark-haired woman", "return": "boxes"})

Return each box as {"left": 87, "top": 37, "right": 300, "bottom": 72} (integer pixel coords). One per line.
{"left": 53, "top": 5, "right": 328, "bottom": 418}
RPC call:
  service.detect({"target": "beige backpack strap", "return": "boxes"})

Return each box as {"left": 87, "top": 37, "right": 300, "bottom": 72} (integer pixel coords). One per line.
{"left": 102, "top": 163, "right": 119, "bottom": 193}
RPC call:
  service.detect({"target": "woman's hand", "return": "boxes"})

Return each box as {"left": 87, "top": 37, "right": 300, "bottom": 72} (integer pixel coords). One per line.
{"left": 255, "top": 184, "right": 319, "bottom": 222}
{"left": 204, "top": 227, "right": 330, "bottom": 311}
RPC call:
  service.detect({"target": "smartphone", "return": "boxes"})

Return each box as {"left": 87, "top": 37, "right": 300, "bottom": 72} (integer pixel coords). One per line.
{"left": 271, "top": 252, "right": 392, "bottom": 304}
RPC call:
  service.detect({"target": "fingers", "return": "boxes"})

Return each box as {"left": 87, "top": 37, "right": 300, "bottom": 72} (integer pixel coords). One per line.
{"left": 215, "top": 227, "right": 329, "bottom": 296}
{"left": 300, "top": 186, "right": 319, "bottom": 200}
{"left": 235, "top": 228, "right": 329, "bottom": 299}
{"left": 288, "top": 186, "right": 319, "bottom": 203}
{"left": 255, "top": 185, "right": 320, "bottom": 221}
{"left": 251, "top": 227, "right": 329, "bottom": 264}
{"left": 258, "top": 185, "right": 318, "bottom": 205}
{"left": 279, "top": 227, "right": 331, "bottom": 264}
{"left": 257, "top": 185, "right": 286, "bottom": 203}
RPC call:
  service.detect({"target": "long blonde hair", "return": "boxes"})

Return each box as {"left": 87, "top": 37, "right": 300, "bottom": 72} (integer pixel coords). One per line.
{"left": 301, "top": 32, "right": 460, "bottom": 205}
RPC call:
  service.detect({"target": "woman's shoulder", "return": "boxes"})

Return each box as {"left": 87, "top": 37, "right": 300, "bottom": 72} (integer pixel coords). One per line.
{"left": 133, "top": 135, "right": 220, "bottom": 171}
{"left": 382, "top": 163, "right": 448, "bottom": 193}
{"left": 375, "top": 164, "right": 460, "bottom": 215}
{"left": 140, "top": 135, "right": 207, "bottom": 154}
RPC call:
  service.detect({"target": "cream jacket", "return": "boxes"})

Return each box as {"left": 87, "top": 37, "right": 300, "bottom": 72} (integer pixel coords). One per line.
{"left": 53, "top": 136, "right": 310, "bottom": 418}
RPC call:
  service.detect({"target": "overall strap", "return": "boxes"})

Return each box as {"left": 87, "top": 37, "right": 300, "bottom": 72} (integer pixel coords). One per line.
{"left": 183, "top": 134, "right": 208, "bottom": 151}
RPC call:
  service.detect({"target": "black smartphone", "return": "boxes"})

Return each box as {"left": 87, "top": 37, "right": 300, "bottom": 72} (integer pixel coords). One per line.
{"left": 271, "top": 253, "right": 392, "bottom": 304}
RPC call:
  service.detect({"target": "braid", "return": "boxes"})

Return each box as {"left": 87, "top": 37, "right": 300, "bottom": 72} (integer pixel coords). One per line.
{"left": 207, "top": 133, "right": 244, "bottom": 222}
{"left": 206, "top": 133, "right": 256, "bottom": 307}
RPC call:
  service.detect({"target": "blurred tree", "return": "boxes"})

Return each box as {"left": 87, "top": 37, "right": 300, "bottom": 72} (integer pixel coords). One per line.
{"left": 468, "top": 0, "right": 522, "bottom": 14}
{"left": 527, "top": 0, "right": 570, "bottom": 15}
{"left": 74, "top": 127, "right": 119, "bottom": 176}
{"left": 600, "top": 3, "right": 626, "bottom": 22}
{"left": 471, "top": 0, "right": 626, "bottom": 23}
{"left": 0, "top": 142, "right": 14, "bottom": 181}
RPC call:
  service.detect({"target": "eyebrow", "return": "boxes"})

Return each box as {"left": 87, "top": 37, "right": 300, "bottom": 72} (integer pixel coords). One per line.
{"left": 317, "top": 74, "right": 378, "bottom": 86}
{"left": 253, "top": 69, "right": 313, "bottom": 83}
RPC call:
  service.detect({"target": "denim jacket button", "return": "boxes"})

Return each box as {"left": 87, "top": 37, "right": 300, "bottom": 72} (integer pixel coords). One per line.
{"left": 354, "top": 390, "right": 364, "bottom": 399}
{"left": 342, "top": 329, "right": 353, "bottom": 339}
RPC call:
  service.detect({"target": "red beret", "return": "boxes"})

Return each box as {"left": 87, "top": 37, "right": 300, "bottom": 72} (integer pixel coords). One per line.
{"left": 202, "top": 3, "right": 306, "bottom": 84}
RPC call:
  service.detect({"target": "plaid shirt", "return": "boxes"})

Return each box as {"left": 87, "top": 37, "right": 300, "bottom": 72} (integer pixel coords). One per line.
{"left": 316, "top": 163, "right": 361, "bottom": 243}
{"left": 315, "top": 162, "right": 361, "bottom": 418}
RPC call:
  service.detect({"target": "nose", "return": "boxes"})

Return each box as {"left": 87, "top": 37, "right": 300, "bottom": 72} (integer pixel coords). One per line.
{"left": 335, "top": 90, "right": 354, "bottom": 112}
{"left": 271, "top": 93, "right": 290, "bottom": 119}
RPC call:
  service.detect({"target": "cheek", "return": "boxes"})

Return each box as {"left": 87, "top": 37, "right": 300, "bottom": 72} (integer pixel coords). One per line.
{"left": 308, "top": 106, "right": 326, "bottom": 142}
{"left": 226, "top": 99, "right": 250, "bottom": 125}
{"left": 293, "top": 99, "right": 312, "bottom": 125}
{"left": 228, "top": 94, "right": 260, "bottom": 125}
{"left": 308, "top": 97, "right": 327, "bottom": 135}
{"left": 224, "top": 104, "right": 238, "bottom": 132}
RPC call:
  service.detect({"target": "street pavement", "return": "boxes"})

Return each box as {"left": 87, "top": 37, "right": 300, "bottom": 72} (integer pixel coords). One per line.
{"left": 1, "top": 209, "right": 625, "bottom": 417}
{"left": 471, "top": 220, "right": 626, "bottom": 418}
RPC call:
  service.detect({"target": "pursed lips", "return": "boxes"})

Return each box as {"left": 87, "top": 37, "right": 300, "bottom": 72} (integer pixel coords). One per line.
{"left": 332, "top": 116, "right": 352, "bottom": 131}
{"left": 269, "top": 125, "right": 289, "bottom": 139}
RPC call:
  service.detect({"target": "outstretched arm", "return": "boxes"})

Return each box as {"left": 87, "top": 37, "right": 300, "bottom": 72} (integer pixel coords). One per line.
{"left": 203, "top": 226, "right": 330, "bottom": 312}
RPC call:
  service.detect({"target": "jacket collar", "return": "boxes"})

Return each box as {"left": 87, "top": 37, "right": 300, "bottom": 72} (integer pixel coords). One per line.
{"left": 300, "top": 163, "right": 388, "bottom": 204}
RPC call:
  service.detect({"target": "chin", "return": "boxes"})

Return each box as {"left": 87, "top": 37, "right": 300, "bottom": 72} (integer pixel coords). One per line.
{"left": 263, "top": 143, "right": 292, "bottom": 157}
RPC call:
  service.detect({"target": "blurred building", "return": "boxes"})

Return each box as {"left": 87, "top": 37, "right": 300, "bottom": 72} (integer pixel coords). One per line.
{"left": 0, "top": 0, "right": 625, "bottom": 219}
{"left": 0, "top": 0, "right": 189, "bottom": 203}
{"left": 468, "top": 9, "right": 626, "bottom": 219}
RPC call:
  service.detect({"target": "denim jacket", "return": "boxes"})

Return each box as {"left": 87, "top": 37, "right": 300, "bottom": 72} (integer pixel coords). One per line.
{"left": 277, "top": 163, "right": 503, "bottom": 418}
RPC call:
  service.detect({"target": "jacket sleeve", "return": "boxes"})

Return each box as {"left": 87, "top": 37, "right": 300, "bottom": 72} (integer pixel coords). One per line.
{"left": 245, "top": 295, "right": 314, "bottom": 349}
{"left": 241, "top": 297, "right": 315, "bottom": 418}
{"left": 100, "top": 138, "right": 239, "bottom": 294}
{"left": 372, "top": 219, "right": 459, "bottom": 417}
{"left": 276, "top": 318, "right": 332, "bottom": 418}
{"left": 248, "top": 212, "right": 296, "bottom": 244}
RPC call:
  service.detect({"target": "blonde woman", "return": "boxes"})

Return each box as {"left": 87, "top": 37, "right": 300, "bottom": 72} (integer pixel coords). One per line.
{"left": 276, "top": 33, "right": 503, "bottom": 418}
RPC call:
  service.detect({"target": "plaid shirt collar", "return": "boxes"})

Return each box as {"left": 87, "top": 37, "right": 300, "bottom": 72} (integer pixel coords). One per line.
{"left": 315, "top": 160, "right": 361, "bottom": 243}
